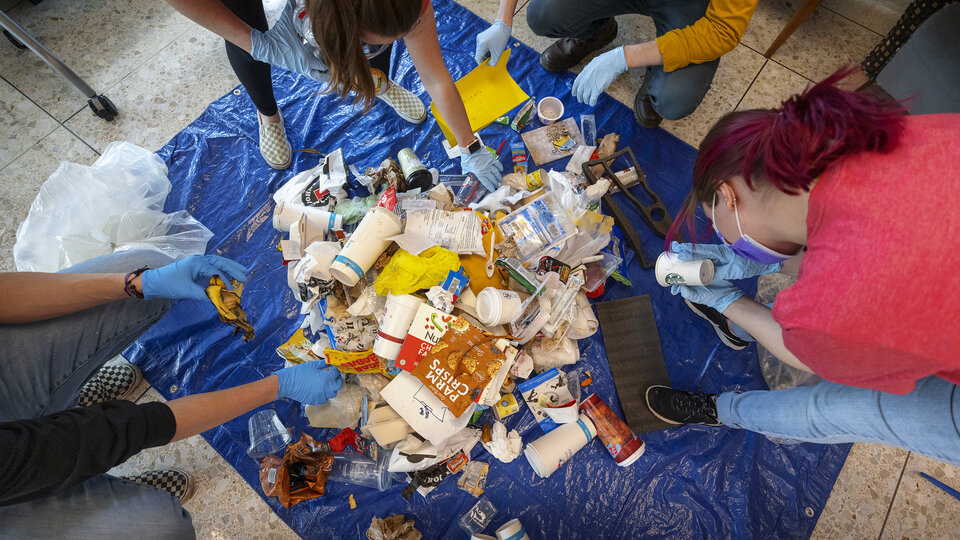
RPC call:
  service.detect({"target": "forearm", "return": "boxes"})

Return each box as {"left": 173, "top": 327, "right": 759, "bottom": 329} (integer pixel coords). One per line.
{"left": 496, "top": 0, "right": 519, "bottom": 26}
{"left": 165, "top": 0, "right": 253, "bottom": 51}
{"left": 623, "top": 41, "right": 664, "bottom": 69}
{"left": 167, "top": 376, "right": 279, "bottom": 442}
{"left": 723, "top": 297, "right": 813, "bottom": 372}
{"left": 0, "top": 272, "right": 142, "bottom": 324}
{"left": 426, "top": 79, "right": 475, "bottom": 146}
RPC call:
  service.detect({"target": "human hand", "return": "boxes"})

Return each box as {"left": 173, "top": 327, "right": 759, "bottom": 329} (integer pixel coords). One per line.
{"left": 571, "top": 46, "right": 628, "bottom": 107}
{"left": 670, "top": 278, "right": 744, "bottom": 313}
{"left": 141, "top": 255, "right": 248, "bottom": 301}
{"left": 671, "top": 242, "right": 782, "bottom": 281}
{"left": 460, "top": 146, "right": 503, "bottom": 192}
{"left": 250, "top": 0, "right": 329, "bottom": 81}
{"left": 274, "top": 361, "right": 344, "bottom": 404}
{"left": 475, "top": 19, "right": 511, "bottom": 66}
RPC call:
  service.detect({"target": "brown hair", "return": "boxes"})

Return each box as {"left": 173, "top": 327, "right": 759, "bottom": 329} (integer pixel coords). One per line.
{"left": 307, "top": 0, "right": 422, "bottom": 110}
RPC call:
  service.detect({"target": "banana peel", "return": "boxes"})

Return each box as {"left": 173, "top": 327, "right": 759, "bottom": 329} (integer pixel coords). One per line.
{"left": 205, "top": 275, "right": 255, "bottom": 342}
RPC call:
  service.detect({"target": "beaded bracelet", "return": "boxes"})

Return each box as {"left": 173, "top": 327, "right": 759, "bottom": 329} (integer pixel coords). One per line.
{"left": 124, "top": 267, "right": 149, "bottom": 299}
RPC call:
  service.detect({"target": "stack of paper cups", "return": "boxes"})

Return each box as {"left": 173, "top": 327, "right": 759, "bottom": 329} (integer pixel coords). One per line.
{"left": 372, "top": 294, "right": 424, "bottom": 362}
{"left": 523, "top": 413, "right": 597, "bottom": 478}
{"left": 273, "top": 201, "right": 342, "bottom": 233}
{"left": 495, "top": 519, "right": 530, "bottom": 540}
{"left": 655, "top": 252, "right": 714, "bottom": 287}
{"left": 330, "top": 207, "right": 402, "bottom": 287}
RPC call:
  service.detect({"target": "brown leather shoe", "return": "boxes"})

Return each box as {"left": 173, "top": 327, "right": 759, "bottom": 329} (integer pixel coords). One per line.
{"left": 633, "top": 70, "right": 662, "bottom": 128}
{"left": 540, "top": 19, "right": 618, "bottom": 72}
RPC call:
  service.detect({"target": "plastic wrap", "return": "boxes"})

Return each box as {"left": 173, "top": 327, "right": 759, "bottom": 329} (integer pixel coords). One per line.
{"left": 123, "top": 1, "right": 848, "bottom": 537}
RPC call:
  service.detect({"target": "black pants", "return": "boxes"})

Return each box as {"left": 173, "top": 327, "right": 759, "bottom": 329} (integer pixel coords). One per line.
{"left": 221, "top": 0, "right": 392, "bottom": 116}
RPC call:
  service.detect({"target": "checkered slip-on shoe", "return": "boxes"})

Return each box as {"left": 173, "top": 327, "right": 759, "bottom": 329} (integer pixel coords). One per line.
{"left": 123, "top": 469, "right": 195, "bottom": 504}
{"left": 77, "top": 361, "right": 143, "bottom": 407}
{"left": 376, "top": 78, "right": 427, "bottom": 124}
{"left": 257, "top": 111, "right": 293, "bottom": 170}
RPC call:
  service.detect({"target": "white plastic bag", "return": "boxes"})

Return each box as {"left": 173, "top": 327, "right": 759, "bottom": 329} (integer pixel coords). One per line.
{"left": 14, "top": 142, "right": 212, "bottom": 271}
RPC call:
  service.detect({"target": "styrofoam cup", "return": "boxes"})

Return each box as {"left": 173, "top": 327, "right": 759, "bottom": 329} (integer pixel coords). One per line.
{"left": 495, "top": 518, "right": 530, "bottom": 540}
{"left": 655, "top": 251, "right": 714, "bottom": 287}
{"left": 523, "top": 413, "right": 597, "bottom": 478}
{"left": 537, "top": 97, "right": 563, "bottom": 125}
{"left": 372, "top": 294, "right": 424, "bottom": 361}
{"left": 476, "top": 287, "right": 523, "bottom": 326}
{"left": 330, "top": 207, "right": 402, "bottom": 287}
{"left": 273, "top": 201, "right": 342, "bottom": 232}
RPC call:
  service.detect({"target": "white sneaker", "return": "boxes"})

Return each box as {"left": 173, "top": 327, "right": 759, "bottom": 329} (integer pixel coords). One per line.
{"left": 257, "top": 111, "right": 293, "bottom": 170}
{"left": 373, "top": 69, "right": 426, "bottom": 124}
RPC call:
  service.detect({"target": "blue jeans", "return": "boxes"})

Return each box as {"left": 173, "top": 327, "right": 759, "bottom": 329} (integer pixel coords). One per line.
{"left": 717, "top": 376, "right": 960, "bottom": 467}
{"left": 0, "top": 250, "right": 196, "bottom": 538}
{"left": 526, "top": 0, "right": 718, "bottom": 120}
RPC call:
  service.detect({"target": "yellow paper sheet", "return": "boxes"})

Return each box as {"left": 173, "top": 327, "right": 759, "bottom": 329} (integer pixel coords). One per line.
{"left": 430, "top": 49, "right": 529, "bottom": 146}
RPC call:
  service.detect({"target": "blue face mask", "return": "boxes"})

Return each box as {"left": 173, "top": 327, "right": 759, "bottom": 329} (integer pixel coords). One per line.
{"left": 711, "top": 193, "right": 798, "bottom": 264}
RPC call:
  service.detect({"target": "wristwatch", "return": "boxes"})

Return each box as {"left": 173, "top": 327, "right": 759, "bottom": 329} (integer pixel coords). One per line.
{"left": 459, "top": 136, "right": 483, "bottom": 154}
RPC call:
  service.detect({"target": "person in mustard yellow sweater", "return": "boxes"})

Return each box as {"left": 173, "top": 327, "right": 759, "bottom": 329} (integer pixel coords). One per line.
{"left": 474, "top": 0, "right": 758, "bottom": 127}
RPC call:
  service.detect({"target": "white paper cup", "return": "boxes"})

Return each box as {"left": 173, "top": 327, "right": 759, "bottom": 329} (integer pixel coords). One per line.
{"left": 537, "top": 97, "right": 564, "bottom": 125}
{"left": 523, "top": 413, "right": 597, "bottom": 478}
{"left": 476, "top": 287, "right": 523, "bottom": 326}
{"left": 330, "top": 207, "right": 402, "bottom": 287}
{"left": 655, "top": 252, "right": 715, "bottom": 287}
{"left": 273, "top": 201, "right": 343, "bottom": 232}
{"left": 472, "top": 535, "right": 498, "bottom": 540}
{"left": 372, "top": 294, "right": 424, "bottom": 361}
{"left": 495, "top": 519, "right": 529, "bottom": 540}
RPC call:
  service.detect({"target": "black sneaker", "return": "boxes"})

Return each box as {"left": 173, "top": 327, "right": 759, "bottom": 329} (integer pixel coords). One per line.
{"left": 645, "top": 385, "right": 721, "bottom": 426}
{"left": 633, "top": 70, "right": 663, "bottom": 128}
{"left": 123, "top": 469, "right": 195, "bottom": 504}
{"left": 684, "top": 299, "right": 751, "bottom": 351}
{"left": 540, "top": 18, "right": 619, "bottom": 72}
{"left": 78, "top": 361, "right": 143, "bottom": 406}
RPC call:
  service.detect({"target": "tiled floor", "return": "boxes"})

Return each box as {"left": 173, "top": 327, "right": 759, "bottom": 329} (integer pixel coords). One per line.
{"left": 1, "top": 0, "right": 958, "bottom": 538}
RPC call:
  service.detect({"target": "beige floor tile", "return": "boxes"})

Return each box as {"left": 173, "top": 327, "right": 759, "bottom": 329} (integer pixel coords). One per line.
{"left": 0, "top": 0, "right": 194, "bottom": 122}
{"left": 822, "top": 0, "right": 911, "bottom": 36}
{"left": 737, "top": 60, "right": 812, "bottom": 111}
{"left": 64, "top": 26, "right": 240, "bottom": 153}
{"left": 741, "top": 0, "right": 881, "bottom": 82}
{"left": 108, "top": 387, "right": 298, "bottom": 539}
{"left": 0, "top": 126, "right": 97, "bottom": 272}
{"left": 0, "top": 77, "right": 59, "bottom": 170}
{"left": 880, "top": 453, "right": 960, "bottom": 540}
{"left": 810, "top": 442, "right": 908, "bottom": 540}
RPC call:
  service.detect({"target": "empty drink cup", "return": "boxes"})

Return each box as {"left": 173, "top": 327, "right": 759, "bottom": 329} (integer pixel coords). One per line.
{"left": 579, "top": 393, "right": 645, "bottom": 467}
{"left": 523, "top": 413, "right": 597, "bottom": 478}
{"left": 537, "top": 97, "right": 563, "bottom": 125}
{"left": 247, "top": 409, "right": 292, "bottom": 460}
{"left": 372, "top": 294, "right": 425, "bottom": 362}
{"left": 496, "top": 519, "right": 530, "bottom": 540}
{"left": 476, "top": 287, "right": 523, "bottom": 326}
{"left": 330, "top": 207, "right": 402, "bottom": 287}
{"left": 397, "top": 148, "right": 434, "bottom": 192}
{"left": 655, "top": 251, "right": 714, "bottom": 287}
{"left": 273, "top": 201, "right": 342, "bottom": 232}
{"left": 327, "top": 450, "right": 395, "bottom": 491}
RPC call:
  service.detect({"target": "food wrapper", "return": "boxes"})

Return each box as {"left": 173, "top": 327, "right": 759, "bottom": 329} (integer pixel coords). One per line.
{"left": 366, "top": 514, "right": 422, "bottom": 540}
{"left": 324, "top": 349, "right": 384, "bottom": 374}
{"left": 259, "top": 433, "right": 334, "bottom": 508}
{"left": 409, "top": 316, "right": 505, "bottom": 417}
{"left": 275, "top": 329, "right": 321, "bottom": 364}
{"left": 205, "top": 275, "right": 254, "bottom": 342}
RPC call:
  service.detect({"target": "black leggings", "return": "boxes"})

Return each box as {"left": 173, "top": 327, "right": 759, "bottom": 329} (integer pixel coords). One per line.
{"left": 220, "top": 0, "right": 393, "bottom": 117}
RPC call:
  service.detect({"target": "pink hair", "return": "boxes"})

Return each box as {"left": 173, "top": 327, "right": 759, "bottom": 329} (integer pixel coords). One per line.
{"left": 665, "top": 68, "right": 906, "bottom": 248}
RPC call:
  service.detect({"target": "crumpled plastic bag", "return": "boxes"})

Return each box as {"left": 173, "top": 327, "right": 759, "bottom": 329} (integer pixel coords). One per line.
{"left": 366, "top": 515, "right": 421, "bottom": 540}
{"left": 526, "top": 336, "right": 579, "bottom": 371}
{"left": 205, "top": 275, "right": 255, "bottom": 342}
{"left": 305, "top": 383, "right": 363, "bottom": 428}
{"left": 482, "top": 421, "right": 522, "bottom": 463}
{"left": 388, "top": 427, "right": 481, "bottom": 473}
{"left": 334, "top": 191, "right": 382, "bottom": 226}
{"left": 374, "top": 246, "right": 461, "bottom": 296}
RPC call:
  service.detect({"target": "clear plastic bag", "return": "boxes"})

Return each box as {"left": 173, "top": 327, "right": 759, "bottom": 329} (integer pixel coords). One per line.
{"left": 14, "top": 142, "right": 212, "bottom": 271}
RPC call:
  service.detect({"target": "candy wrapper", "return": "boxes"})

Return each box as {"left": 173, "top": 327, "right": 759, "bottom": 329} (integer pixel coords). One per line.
{"left": 259, "top": 433, "right": 334, "bottom": 508}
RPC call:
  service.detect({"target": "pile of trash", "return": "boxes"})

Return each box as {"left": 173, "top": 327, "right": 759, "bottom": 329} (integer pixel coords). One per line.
{"left": 255, "top": 120, "right": 649, "bottom": 536}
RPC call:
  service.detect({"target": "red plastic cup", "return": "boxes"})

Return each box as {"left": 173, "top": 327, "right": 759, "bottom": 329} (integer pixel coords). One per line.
{"left": 578, "top": 393, "right": 645, "bottom": 467}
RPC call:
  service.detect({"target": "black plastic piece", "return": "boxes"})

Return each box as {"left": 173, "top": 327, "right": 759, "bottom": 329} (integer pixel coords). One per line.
{"left": 87, "top": 94, "right": 118, "bottom": 121}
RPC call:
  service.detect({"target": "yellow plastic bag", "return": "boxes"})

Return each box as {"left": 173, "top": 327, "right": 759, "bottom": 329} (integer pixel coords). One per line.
{"left": 374, "top": 246, "right": 461, "bottom": 296}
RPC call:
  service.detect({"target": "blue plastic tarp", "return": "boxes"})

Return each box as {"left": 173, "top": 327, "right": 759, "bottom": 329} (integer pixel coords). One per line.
{"left": 125, "top": 1, "right": 848, "bottom": 537}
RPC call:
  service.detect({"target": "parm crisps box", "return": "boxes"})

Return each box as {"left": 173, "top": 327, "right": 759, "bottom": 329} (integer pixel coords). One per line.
{"left": 395, "top": 304, "right": 456, "bottom": 373}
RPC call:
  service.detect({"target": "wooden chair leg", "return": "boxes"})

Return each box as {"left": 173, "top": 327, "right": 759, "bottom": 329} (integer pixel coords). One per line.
{"left": 764, "top": 0, "right": 825, "bottom": 58}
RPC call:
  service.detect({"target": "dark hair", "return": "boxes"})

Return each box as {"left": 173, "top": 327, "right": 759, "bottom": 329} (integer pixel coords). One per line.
{"left": 308, "top": 0, "right": 422, "bottom": 110}
{"left": 665, "top": 68, "right": 906, "bottom": 247}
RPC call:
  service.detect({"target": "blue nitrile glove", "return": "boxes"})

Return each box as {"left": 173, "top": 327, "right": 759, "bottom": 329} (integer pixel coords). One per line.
{"left": 250, "top": 0, "right": 329, "bottom": 81}
{"left": 461, "top": 147, "right": 504, "bottom": 192}
{"left": 475, "top": 19, "right": 511, "bottom": 66}
{"left": 141, "top": 255, "right": 249, "bottom": 301}
{"left": 571, "top": 46, "right": 629, "bottom": 107}
{"left": 670, "top": 279, "right": 744, "bottom": 314}
{"left": 671, "top": 241, "right": 782, "bottom": 281}
{"left": 275, "top": 361, "right": 343, "bottom": 404}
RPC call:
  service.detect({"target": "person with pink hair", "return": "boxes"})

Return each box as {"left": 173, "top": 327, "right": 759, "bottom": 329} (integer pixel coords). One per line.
{"left": 644, "top": 70, "right": 960, "bottom": 466}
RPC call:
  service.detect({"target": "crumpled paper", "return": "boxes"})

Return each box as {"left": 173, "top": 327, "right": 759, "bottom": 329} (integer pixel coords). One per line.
{"left": 366, "top": 515, "right": 422, "bottom": 540}
{"left": 482, "top": 421, "right": 522, "bottom": 463}
{"left": 205, "top": 275, "right": 254, "bottom": 342}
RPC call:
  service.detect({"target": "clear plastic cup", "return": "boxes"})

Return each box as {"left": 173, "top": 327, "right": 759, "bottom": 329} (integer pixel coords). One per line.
{"left": 246, "top": 409, "right": 292, "bottom": 460}
{"left": 328, "top": 450, "right": 394, "bottom": 491}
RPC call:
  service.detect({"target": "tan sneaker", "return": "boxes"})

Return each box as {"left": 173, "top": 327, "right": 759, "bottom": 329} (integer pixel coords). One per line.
{"left": 373, "top": 68, "right": 426, "bottom": 124}
{"left": 257, "top": 111, "right": 293, "bottom": 170}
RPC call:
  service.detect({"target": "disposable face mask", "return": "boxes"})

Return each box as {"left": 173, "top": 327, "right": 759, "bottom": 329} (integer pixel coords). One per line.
{"left": 711, "top": 193, "right": 797, "bottom": 264}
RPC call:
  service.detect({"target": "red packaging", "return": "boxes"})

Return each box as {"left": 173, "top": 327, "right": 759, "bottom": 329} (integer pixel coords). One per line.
{"left": 578, "top": 393, "right": 644, "bottom": 466}
{"left": 376, "top": 186, "right": 398, "bottom": 211}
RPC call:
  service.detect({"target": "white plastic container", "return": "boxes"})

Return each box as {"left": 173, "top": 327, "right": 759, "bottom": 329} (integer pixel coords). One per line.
{"left": 476, "top": 287, "right": 523, "bottom": 326}
{"left": 523, "top": 413, "right": 597, "bottom": 478}
{"left": 330, "top": 207, "right": 402, "bottom": 286}
{"left": 272, "top": 201, "right": 342, "bottom": 232}
{"left": 537, "top": 96, "right": 563, "bottom": 125}
{"left": 655, "top": 251, "right": 714, "bottom": 287}
{"left": 372, "top": 294, "right": 424, "bottom": 361}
